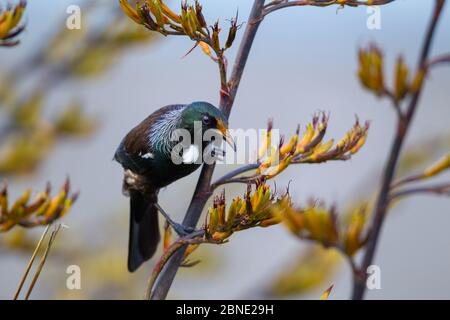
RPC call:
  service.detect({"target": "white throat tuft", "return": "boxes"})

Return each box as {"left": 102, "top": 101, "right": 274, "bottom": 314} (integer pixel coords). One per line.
{"left": 182, "top": 144, "right": 200, "bottom": 164}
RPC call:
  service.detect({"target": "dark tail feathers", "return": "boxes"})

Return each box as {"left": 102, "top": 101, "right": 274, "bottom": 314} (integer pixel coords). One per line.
{"left": 128, "top": 191, "right": 160, "bottom": 272}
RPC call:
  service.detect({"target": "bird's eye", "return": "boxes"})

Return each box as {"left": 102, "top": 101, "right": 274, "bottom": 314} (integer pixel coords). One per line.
{"left": 202, "top": 115, "right": 212, "bottom": 125}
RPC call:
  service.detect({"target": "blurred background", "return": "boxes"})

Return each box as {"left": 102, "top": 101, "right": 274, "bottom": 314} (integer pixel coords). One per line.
{"left": 0, "top": 0, "right": 449, "bottom": 299}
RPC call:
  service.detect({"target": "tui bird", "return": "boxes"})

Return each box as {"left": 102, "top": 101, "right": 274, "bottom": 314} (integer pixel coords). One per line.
{"left": 114, "top": 101, "right": 235, "bottom": 272}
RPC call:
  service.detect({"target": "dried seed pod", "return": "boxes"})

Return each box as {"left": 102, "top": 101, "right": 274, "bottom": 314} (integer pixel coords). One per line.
{"left": 225, "top": 12, "right": 238, "bottom": 49}
{"left": 194, "top": 1, "right": 207, "bottom": 29}
{"left": 137, "top": 3, "right": 158, "bottom": 31}
{"left": 211, "top": 21, "right": 221, "bottom": 52}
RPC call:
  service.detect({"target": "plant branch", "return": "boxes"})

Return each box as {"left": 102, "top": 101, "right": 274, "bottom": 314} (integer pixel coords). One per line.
{"left": 144, "top": 229, "right": 206, "bottom": 300}
{"left": 217, "top": 54, "right": 230, "bottom": 104}
{"left": 383, "top": 88, "right": 404, "bottom": 120}
{"left": 427, "top": 53, "right": 450, "bottom": 68}
{"left": 391, "top": 172, "right": 425, "bottom": 189}
{"left": 211, "top": 163, "right": 260, "bottom": 189}
{"left": 148, "top": 0, "right": 267, "bottom": 300}
{"left": 390, "top": 183, "right": 450, "bottom": 200}
{"left": 24, "top": 224, "right": 63, "bottom": 300}
{"left": 13, "top": 225, "right": 50, "bottom": 300}
{"left": 351, "top": 0, "right": 446, "bottom": 300}
{"left": 263, "top": 0, "right": 396, "bottom": 16}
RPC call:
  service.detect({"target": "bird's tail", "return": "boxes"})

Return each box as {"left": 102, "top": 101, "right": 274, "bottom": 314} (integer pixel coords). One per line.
{"left": 128, "top": 191, "right": 160, "bottom": 272}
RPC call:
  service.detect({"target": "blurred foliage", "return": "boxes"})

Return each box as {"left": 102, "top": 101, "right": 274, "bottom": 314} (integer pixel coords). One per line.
{"left": 274, "top": 198, "right": 370, "bottom": 257}
{"left": 390, "top": 152, "right": 450, "bottom": 200}
{"left": 49, "top": 15, "right": 158, "bottom": 78}
{"left": 0, "top": 0, "right": 161, "bottom": 299}
{"left": 398, "top": 132, "right": 450, "bottom": 176}
{"left": 358, "top": 43, "right": 450, "bottom": 197}
{"left": 53, "top": 102, "right": 97, "bottom": 137}
{"left": 266, "top": 133, "right": 450, "bottom": 298}
{"left": 0, "top": 0, "right": 26, "bottom": 47}
{"left": 394, "top": 153, "right": 450, "bottom": 187}
{"left": 267, "top": 246, "right": 341, "bottom": 298}
{"left": 0, "top": 190, "right": 229, "bottom": 299}
{"left": 0, "top": 1, "right": 159, "bottom": 175}
{"left": 1, "top": 211, "right": 143, "bottom": 299}
{"left": 358, "top": 44, "right": 426, "bottom": 106}
{"left": 0, "top": 129, "right": 54, "bottom": 174}
{"left": 0, "top": 179, "right": 77, "bottom": 232}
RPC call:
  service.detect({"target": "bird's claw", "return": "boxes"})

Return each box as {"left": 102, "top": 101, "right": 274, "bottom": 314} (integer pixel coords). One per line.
{"left": 168, "top": 221, "right": 196, "bottom": 237}
{"left": 155, "top": 203, "right": 197, "bottom": 237}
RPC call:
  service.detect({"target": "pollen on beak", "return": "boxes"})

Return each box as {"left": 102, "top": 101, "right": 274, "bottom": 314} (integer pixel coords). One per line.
{"left": 216, "top": 119, "right": 237, "bottom": 152}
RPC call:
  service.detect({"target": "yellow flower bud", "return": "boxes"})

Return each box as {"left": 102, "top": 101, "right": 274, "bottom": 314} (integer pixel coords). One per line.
{"left": 10, "top": 189, "right": 31, "bottom": 216}
{"left": 187, "top": 6, "right": 200, "bottom": 33}
{"left": 0, "top": 187, "right": 8, "bottom": 216}
{"left": 208, "top": 207, "right": 219, "bottom": 234}
{"left": 211, "top": 22, "right": 221, "bottom": 52}
{"left": 11, "top": 2, "right": 26, "bottom": 30}
{"left": 212, "top": 231, "right": 232, "bottom": 241}
{"left": 350, "top": 135, "right": 367, "bottom": 155}
{"left": 259, "top": 216, "right": 282, "bottom": 227}
{"left": 181, "top": 5, "right": 195, "bottom": 37}
{"left": 44, "top": 190, "right": 66, "bottom": 218}
{"left": 0, "top": 11, "right": 13, "bottom": 38}
{"left": 225, "top": 198, "right": 240, "bottom": 229}
{"left": 295, "top": 124, "right": 314, "bottom": 155}
{"left": 344, "top": 209, "right": 367, "bottom": 256}
{"left": 424, "top": 154, "right": 450, "bottom": 178}
{"left": 160, "top": 1, "right": 181, "bottom": 23}
{"left": 280, "top": 133, "right": 298, "bottom": 156}
{"left": 320, "top": 285, "right": 334, "bottom": 300}
{"left": 148, "top": 0, "right": 165, "bottom": 27}
{"left": 118, "top": 0, "right": 142, "bottom": 25}
{"left": 394, "top": 56, "right": 410, "bottom": 100}
{"left": 264, "top": 155, "right": 292, "bottom": 179}
{"left": 258, "top": 122, "right": 273, "bottom": 160}
{"left": 411, "top": 68, "right": 426, "bottom": 93}
{"left": 199, "top": 41, "right": 214, "bottom": 59}
{"left": 358, "top": 45, "right": 385, "bottom": 95}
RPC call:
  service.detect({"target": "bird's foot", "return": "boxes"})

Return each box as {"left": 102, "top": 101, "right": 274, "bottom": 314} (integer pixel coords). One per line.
{"left": 168, "top": 222, "right": 196, "bottom": 237}
{"left": 154, "top": 203, "right": 196, "bottom": 237}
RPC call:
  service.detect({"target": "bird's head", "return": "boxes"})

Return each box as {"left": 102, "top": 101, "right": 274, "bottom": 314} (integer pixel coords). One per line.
{"left": 180, "top": 101, "right": 236, "bottom": 151}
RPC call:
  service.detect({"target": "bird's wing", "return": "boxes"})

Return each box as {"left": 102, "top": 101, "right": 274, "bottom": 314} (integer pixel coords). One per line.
{"left": 114, "top": 104, "right": 185, "bottom": 174}
{"left": 114, "top": 140, "right": 155, "bottom": 175}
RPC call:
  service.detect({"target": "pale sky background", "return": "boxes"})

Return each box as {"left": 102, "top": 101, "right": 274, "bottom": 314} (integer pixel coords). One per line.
{"left": 0, "top": 0, "right": 449, "bottom": 299}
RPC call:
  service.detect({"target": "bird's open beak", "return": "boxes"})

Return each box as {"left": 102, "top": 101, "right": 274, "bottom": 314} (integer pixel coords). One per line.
{"left": 216, "top": 119, "right": 236, "bottom": 152}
